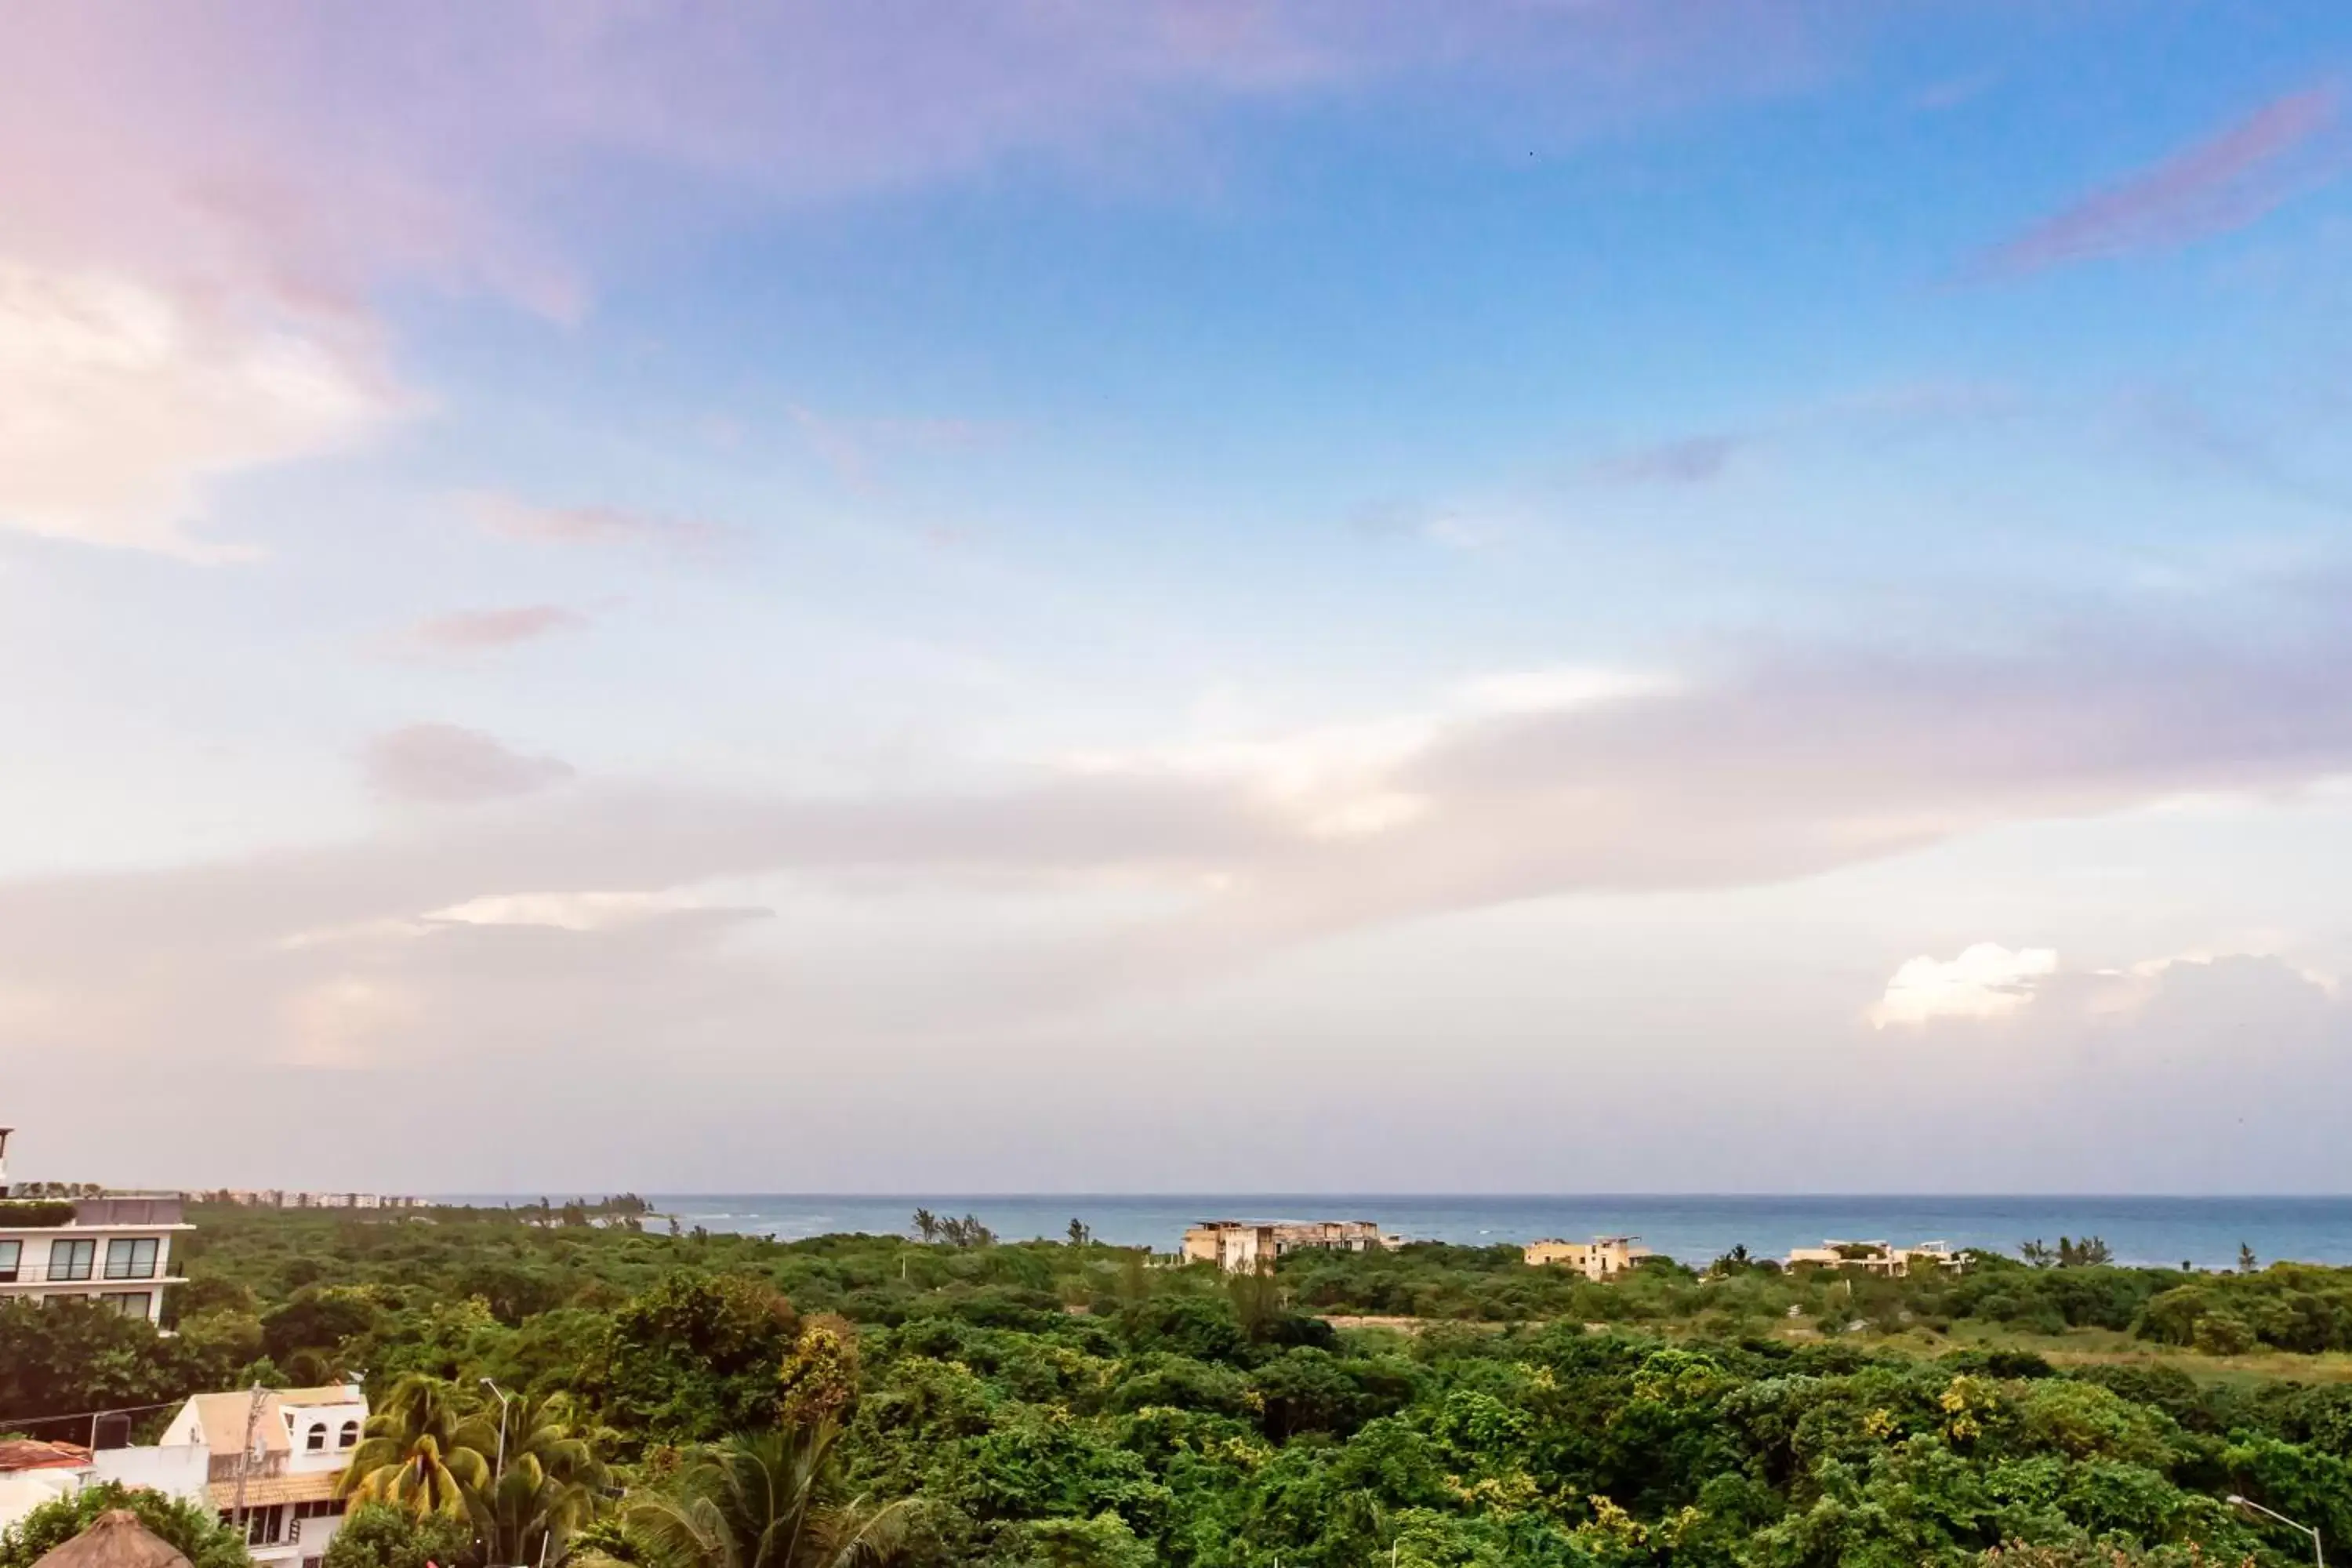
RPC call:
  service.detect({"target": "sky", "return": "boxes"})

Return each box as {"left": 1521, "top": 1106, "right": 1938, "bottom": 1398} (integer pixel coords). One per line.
{"left": 6, "top": 1, "right": 2352, "bottom": 1195}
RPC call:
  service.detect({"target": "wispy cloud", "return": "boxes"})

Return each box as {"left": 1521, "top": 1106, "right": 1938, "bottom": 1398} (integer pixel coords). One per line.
{"left": 1972, "top": 85, "right": 2346, "bottom": 278}
{"left": 1588, "top": 434, "right": 1744, "bottom": 485}
{"left": 788, "top": 405, "right": 997, "bottom": 491}
{"left": 463, "top": 492, "right": 724, "bottom": 554}
{"left": 15, "top": 590, "right": 2352, "bottom": 1082}
{"left": 396, "top": 605, "right": 588, "bottom": 655}
{"left": 361, "top": 724, "right": 575, "bottom": 806}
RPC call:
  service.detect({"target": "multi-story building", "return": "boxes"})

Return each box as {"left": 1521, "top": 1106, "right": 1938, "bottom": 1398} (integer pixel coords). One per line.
{"left": 0, "top": 1385, "right": 368, "bottom": 1568}
{"left": 1785, "top": 1239, "right": 1965, "bottom": 1276}
{"left": 1181, "top": 1218, "right": 1399, "bottom": 1272}
{"left": 0, "top": 1129, "right": 189, "bottom": 1326}
{"left": 1523, "top": 1236, "right": 1652, "bottom": 1279}
{"left": 159, "top": 1385, "right": 368, "bottom": 1568}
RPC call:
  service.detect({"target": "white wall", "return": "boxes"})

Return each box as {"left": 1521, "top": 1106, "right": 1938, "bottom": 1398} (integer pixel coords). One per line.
{"left": 89, "top": 1442, "right": 211, "bottom": 1502}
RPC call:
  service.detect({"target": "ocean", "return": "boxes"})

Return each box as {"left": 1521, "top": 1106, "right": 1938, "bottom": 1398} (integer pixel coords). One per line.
{"left": 557, "top": 1194, "right": 2352, "bottom": 1271}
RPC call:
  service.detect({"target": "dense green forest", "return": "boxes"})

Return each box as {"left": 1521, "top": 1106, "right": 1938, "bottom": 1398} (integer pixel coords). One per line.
{"left": 9, "top": 1205, "right": 2352, "bottom": 1568}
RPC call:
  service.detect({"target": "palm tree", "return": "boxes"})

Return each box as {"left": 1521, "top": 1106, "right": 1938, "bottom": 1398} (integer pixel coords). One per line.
{"left": 626, "top": 1422, "right": 916, "bottom": 1568}
{"left": 909, "top": 1210, "right": 938, "bottom": 1244}
{"left": 472, "top": 1392, "right": 611, "bottom": 1566}
{"left": 338, "top": 1375, "right": 494, "bottom": 1520}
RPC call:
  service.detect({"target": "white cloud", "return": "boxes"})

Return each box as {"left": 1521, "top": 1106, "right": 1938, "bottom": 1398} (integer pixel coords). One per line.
{"left": 1869, "top": 942, "right": 2059, "bottom": 1027}
{"left": 0, "top": 263, "right": 398, "bottom": 557}
{"left": 426, "top": 891, "right": 710, "bottom": 931}
{"left": 1066, "top": 664, "right": 1671, "bottom": 840}
{"left": 1455, "top": 666, "right": 1678, "bottom": 715}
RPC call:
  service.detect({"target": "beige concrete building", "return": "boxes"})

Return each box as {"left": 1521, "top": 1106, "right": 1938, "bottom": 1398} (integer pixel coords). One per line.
{"left": 1523, "top": 1235, "right": 1651, "bottom": 1279}
{"left": 1181, "top": 1219, "right": 1397, "bottom": 1272}
{"left": 1785, "top": 1239, "right": 1965, "bottom": 1276}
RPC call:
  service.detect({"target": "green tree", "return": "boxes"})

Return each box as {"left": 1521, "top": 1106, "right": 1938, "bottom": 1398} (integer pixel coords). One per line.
{"left": 909, "top": 1211, "right": 938, "bottom": 1244}
{"left": 777, "top": 1318, "right": 861, "bottom": 1430}
{"left": 0, "top": 1482, "right": 251, "bottom": 1568}
{"left": 321, "top": 1501, "right": 472, "bottom": 1568}
{"left": 473, "top": 1392, "right": 611, "bottom": 1566}
{"left": 625, "top": 1422, "right": 919, "bottom": 1568}
{"left": 591, "top": 1274, "right": 800, "bottom": 1447}
{"left": 339, "top": 1374, "right": 495, "bottom": 1520}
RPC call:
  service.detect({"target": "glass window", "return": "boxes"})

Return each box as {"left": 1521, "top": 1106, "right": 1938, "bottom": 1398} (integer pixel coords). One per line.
{"left": 338, "top": 1421, "right": 359, "bottom": 1449}
{"left": 104, "top": 1237, "right": 158, "bottom": 1280}
{"left": 48, "top": 1239, "right": 94, "bottom": 1282}
{"left": 245, "top": 1506, "right": 283, "bottom": 1546}
{"left": 306, "top": 1424, "right": 326, "bottom": 1451}
{"left": 0, "top": 1241, "right": 18, "bottom": 1283}
{"left": 102, "top": 1292, "right": 152, "bottom": 1319}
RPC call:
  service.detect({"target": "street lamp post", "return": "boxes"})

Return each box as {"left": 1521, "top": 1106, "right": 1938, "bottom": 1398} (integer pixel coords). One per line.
{"left": 481, "top": 1378, "right": 514, "bottom": 1565}
{"left": 2230, "top": 1494, "right": 2325, "bottom": 1568}
{"left": 481, "top": 1378, "right": 512, "bottom": 1483}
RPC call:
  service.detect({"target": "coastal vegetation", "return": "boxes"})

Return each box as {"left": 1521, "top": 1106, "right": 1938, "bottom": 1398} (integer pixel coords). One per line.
{"left": 6, "top": 1206, "right": 2352, "bottom": 1566}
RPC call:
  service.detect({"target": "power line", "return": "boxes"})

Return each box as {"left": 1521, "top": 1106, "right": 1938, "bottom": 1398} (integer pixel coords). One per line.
{"left": 0, "top": 1396, "right": 191, "bottom": 1436}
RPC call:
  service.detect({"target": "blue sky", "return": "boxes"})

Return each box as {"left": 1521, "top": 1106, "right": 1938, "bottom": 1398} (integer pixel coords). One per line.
{"left": 5, "top": 2, "right": 2352, "bottom": 1192}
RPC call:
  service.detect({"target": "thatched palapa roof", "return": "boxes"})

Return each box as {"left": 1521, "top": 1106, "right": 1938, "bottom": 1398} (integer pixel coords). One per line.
{"left": 28, "top": 1511, "right": 195, "bottom": 1568}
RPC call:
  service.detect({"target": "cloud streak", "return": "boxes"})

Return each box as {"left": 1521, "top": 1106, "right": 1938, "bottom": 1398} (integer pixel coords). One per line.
{"left": 397, "top": 605, "right": 589, "bottom": 655}
{"left": 1973, "top": 85, "right": 2345, "bottom": 278}
{"left": 464, "top": 492, "right": 724, "bottom": 554}
{"left": 361, "top": 724, "right": 576, "bottom": 806}
{"left": 10, "top": 593, "right": 2352, "bottom": 1084}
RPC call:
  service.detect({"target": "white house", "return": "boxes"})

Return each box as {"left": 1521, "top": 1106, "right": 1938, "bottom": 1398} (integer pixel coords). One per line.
{"left": 0, "top": 1386, "right": 368, "bottom": 1568}
{"left": 0, "top": 1129, "right": 191, "bottom": 1326}
{"left": 161, "top": 1385, "right": 369, "bottom": 1568}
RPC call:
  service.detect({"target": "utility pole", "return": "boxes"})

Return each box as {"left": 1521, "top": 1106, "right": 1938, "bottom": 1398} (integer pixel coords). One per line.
{"left": 231, "top": 1385, "right": 267, "bottom": 1544}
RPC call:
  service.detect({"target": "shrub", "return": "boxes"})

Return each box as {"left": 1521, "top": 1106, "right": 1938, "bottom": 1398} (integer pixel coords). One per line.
{"left": 321, "top": 1501, "right": 471, "bottom": 1568}
{"left": 0, "top": 1481, "right": 250, "bottom": 1568}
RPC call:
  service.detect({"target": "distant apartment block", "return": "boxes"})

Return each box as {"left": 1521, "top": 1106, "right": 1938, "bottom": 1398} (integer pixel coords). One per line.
{"left": 1786, "top": 1239, "right": 1965, "bottom": 1276}
{"left": 0, "top": 1129, "right": 188, "bottom": 1327}
{"left": 198, "top": 1190, "right": 425, "bottom": 1210}
{"left": 1181, "top": 1219, "right": 1399, "bottom": 1272}
{"left": 1524, "top": 1235, "right": 1652, "bottom": 1279}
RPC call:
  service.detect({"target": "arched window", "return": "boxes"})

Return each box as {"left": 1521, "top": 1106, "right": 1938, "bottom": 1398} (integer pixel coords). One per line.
{"left": 306, "top": 1424, "right": 326, "bottom": 1451}
{"left": 338, "top": 1421, "right": 359, "bottom": 1449}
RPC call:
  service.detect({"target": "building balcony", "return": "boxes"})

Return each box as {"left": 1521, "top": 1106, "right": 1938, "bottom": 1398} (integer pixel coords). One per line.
{"left": 0, "top": 1264, "right": 187, "bottom": 1287}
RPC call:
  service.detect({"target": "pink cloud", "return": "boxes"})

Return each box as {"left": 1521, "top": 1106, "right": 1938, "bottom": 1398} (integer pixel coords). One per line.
{"left": 0, "top": 2, "right": 1852, "bottom": 546}
{"left": 0, "top": 3, "right": 1845, "bottom": 318}
{"left": 399, "top": 605, "right": 588, "bottom": 655}
{"left": 463, "top": 492, "right": 724, "bottom": 554}
{"left": 361, "top": 724, "right": 575, "bottom": 806}
{"left": 1973, "top": 85, "right": 2346, "bottom": 278}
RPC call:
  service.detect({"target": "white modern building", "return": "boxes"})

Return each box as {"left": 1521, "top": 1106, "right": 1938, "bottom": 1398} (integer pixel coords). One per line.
{"left": 0, "top": 1385, "right": 369, "bottom": 1568}
{"left": 163, "top": 1385, "right": 368, "bottom": 1568}
{"left": 0, "top": 1129, "right": 191, "bottom": 1325}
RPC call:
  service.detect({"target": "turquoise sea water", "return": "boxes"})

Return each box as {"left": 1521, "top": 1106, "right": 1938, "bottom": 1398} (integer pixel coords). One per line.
{"left": 492, "top": 1195, "right": 2352, "bottom": 1271}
